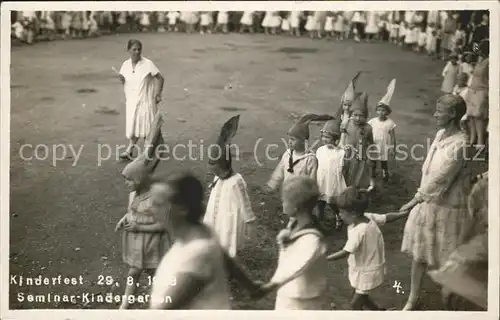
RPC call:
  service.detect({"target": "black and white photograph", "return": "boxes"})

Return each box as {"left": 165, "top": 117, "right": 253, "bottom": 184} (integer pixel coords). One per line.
{"left": 1, "top": 1, "right": 498, "bottom": 318}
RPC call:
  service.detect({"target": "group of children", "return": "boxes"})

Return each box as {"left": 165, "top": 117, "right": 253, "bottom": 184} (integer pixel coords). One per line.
{"left": 114, "top": 70, "right": 405, "bottom": 309}
{"left": 12, "top": 10, "right": 488, "bottom": 59}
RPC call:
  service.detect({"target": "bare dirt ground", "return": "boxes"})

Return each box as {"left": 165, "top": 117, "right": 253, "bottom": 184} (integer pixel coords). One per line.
{"left": 9, "top": 32, "right": 487, "bottom": 310}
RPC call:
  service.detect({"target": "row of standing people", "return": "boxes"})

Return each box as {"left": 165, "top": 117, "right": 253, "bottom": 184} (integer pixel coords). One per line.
{"left": 12, "top": 10, "right": 488, "bottom": 49}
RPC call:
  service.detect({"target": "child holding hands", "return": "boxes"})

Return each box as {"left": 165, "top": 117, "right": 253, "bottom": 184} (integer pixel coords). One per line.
{"left": 327, "top": 187, "right": 410, "bottom": 310}
{"left": 254, "top": 176, "right": 329, "bottom": 309}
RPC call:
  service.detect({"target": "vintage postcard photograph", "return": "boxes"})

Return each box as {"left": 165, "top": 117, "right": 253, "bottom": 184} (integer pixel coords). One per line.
{"left": 1, "top": 1, "right": 498, "bottom": 320}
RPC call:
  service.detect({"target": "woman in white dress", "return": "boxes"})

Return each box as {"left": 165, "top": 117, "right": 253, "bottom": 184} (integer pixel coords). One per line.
{"left": 150, "top": 173, "right": 260, "bottom": 309}
{"left": 117, "top": 40, "right": 165, "bottom": 160}
{"left": 399, "top": 94, "right": 474, "bottom": 310}
{"left": 204, "top": 115, "right": 256, "bottom": 258}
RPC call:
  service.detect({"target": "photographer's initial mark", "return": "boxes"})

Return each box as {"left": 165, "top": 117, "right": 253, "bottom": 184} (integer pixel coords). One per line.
{"left": 393, "top": 280, "right": 404, "bottom": 294}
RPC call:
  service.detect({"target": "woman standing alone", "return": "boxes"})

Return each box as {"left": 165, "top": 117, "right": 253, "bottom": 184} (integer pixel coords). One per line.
{"left": 118, "top": 39, "right": 164, "bottom": 160}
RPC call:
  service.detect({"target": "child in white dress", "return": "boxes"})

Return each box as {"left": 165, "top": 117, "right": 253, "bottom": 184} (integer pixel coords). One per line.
{"left": 239, "top": 11, "right": 254, "bottom": 33}
{"left": 327, "top": 187, "right": 409, "bottom": 310}
{"left": 426, "top": 24, "right": 438, "bottom": 57}
{"left": 389, "top": 19, "right": 399, "bottom": 44}
{"left": 305, "top": 12, "right": 317, "bottom": 38}
{"left": 255, "top": 176, "right": 329, "bottom": 309}
{"left": 265, "top": 114, "right": 333, "bottom": 193}
{"left": 270, "top": 12, "right": 282, "bottom": 35}
{"left": 156, "top": 12, "right": 166, "bottom": 32}
{"left": 398, "top": 21, "right": 407, "bottom": 47}
{"left": 281, "top": 13, "right": 291, "bottom": 36}
{"left": 417, "top": 26, "right": 427, "bottom": 53}
{"left": 216, "top": 11, "right": 229, "bottom": 33}
{"left": 261, "top": 11, "right": 273, "bottom": 35}
{"left": 316, "top": 118, "right": 347, "bottom": 230}
{"left": 167, "top": 11, "right": 180, "bottom": 32}
{"left": 140, "top": 11, "right": 151, "bottom": 32}
{"left": 88, "top": 11, "right": 99, "bottom": 37}
{"left": 364, "top": 11, "right": 379, "bottom": 42}
{"left": 289, "top": 11, "right": 301, "bottom": 37}
{"left": 441, "top": 54, "right": 459, "bottom": 94}
{"left": 204, "top": 115, "right": 256, "bottom": 258}
{"left": 11, "top": 20, "right": 25, "bottom": 42}
{"left": 368, "top": 79, "right": 397, "bottom": 181}
{"left": 199, "top": 11, "right": 213, "bottom": 35}
{"left": 324, "top": 12, "right": 335, "bottom": 38}
{"left": 333, "top": 12, "right": 345, "bottom": 40}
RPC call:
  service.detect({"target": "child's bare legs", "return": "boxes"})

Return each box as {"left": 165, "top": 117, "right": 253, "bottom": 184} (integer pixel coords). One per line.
{"left": 222, "top": 23, "right": 228, "bottom": 33}
{"left": 403, "top": 260, "right": 427, "bottom": 310}
{"left": 351, "top": 292, "right": 384, "bottom": 310}
{"left": 294, "top": 27, "right": 300, "bottom": 37}
{"left": 308, "top": 31, "right": 314, "bottom": 38}
{"left": 120, "top": 267, "right": 142, "bottom": 309}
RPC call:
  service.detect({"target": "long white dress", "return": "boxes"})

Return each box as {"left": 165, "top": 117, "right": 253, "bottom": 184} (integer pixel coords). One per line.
{"left": 203, "top": 173, "right": 256, "bottom": 258}
{"left": 119, "top": 57, "right": 160, "bottom": 139}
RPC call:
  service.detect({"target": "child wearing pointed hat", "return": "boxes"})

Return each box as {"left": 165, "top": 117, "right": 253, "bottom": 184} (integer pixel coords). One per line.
{"left": 316, "top": 117, "right": 347, "bottom": 230}
{"left": 368, "top": 79, "right": 397, "bottom": 181}
{"left": 115, "top": 113, "right": 171, "bottom": 309}
{"left": 265, "top": 114, "right": 334, "bottom": 193}
{"left": 336, "top": 72, "right": 362, "bottom": 142}
{"left": 204, "top": 115, "right": 256, "bottom": 258}
{"left": 341, "top": 93, "right": 376, "bottom": 191}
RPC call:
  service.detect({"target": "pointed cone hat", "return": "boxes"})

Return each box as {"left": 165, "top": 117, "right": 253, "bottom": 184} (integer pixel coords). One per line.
{"left": 209, "top": 115, "right": 240, "bottom": 165}
{"left": 342, "top": 71, "right": 362, "bottom": 104}
{"left": 288, "top": 114, "right": 335, "bottom": 141}
{"left": 377, "top": 79, "right": 396, "bottom": 113}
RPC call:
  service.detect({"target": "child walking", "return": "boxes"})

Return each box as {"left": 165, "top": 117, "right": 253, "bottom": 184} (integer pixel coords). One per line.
{"left": 254, "top": 176, "right": 329, "bottom": 309}
{"left": 265, "top": 114, "right": 333, "bottom": 193}
{"left": 327, "top": 187, "right": 410, "bottom": 310}
{"left": 441, "top": 54, "right": 459, "bottom": 94}
{"left": 316, "top": 118, "right": 347, "bottom": 230}
{"left": 204, "top": 115, "right": 256, "bottom": 258}
{"left": 115, "top": 116, "right": 171, "bottom": 309}
{"left": 340, "top": 92, "right": 376, "bottom": 191}
{"left": 368, "top": 79, "right": 397, "bottom": 181}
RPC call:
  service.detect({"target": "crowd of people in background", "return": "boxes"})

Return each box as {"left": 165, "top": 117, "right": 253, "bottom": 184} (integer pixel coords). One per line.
{"left": 12, "top": 10, "right": 489, "bottom": 59}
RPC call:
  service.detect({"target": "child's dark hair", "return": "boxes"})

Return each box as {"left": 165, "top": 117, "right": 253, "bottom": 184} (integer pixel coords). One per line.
{"left": 127, "top": 39, "right": 142, "bottom": 51}
{"left": 335, "top": 186, "right": 369, "bottom": 214}
{"left": 167, "top": 172, "right": 205, "bottom": 224}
